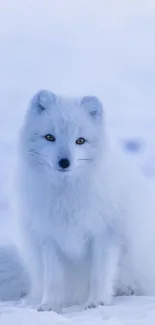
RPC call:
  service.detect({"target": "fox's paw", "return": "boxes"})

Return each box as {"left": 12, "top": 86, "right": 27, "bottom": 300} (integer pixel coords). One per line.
{"left": 85, "top": 293, "right": 113, "bottom": 310}
{"left": 85, "top": 300, "right": 104, "bottom": 310}
{"left": 37, "top": 302, "right": 61, "bottom": 313}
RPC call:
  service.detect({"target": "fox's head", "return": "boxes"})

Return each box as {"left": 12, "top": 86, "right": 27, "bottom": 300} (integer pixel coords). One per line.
{"left": 21, "top": 90, "right": 105, "bottom": 181}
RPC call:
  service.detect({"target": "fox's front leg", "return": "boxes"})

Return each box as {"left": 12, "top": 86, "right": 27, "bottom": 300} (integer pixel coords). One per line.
{"left": 86, "top": 235, "right": 121, "bottom": 309}
{"left": 38, "top": 240, "right": 64, "bottom": 313}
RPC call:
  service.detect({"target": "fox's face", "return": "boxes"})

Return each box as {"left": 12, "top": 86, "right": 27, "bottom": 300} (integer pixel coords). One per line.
{"left": 22, "top": 90, "right": 104, "bottom": 181}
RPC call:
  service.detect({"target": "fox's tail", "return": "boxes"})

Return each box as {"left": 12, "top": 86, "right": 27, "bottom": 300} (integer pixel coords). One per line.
{"left": 0, "top": 245, "right": 30, "bottom": 301}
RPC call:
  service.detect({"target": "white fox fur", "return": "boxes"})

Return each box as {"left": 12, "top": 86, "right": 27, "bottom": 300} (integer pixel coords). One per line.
{"left": 14, "top": 90, "right": 128, "bottom": 312}
{"left": 1, "top": 90, "right": 155, "bottom": 312}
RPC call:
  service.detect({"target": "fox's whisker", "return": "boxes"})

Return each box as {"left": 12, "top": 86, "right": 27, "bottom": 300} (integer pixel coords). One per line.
{"left": 78, "top": 158, "right": 94, "bottom": 161}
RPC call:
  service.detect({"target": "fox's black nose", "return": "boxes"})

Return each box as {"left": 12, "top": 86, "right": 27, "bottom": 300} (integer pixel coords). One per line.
{"left": 59, "top": 158, "right": 70, "bottom": 169}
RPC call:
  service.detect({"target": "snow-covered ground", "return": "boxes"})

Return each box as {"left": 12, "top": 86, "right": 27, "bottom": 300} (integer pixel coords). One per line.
{"left": 1, "top": 297, "right": 155, "bottom": 325}
{"left": 0, "top": 0, "right": 155, "bottom": 324}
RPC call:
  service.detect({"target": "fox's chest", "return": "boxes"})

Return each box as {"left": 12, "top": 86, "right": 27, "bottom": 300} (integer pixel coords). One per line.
{"left": 48, "top": 199, "right": 105, "bottom": 258}
{"left": 52, "top": 220, "right": 90, "bottom": 258}
{"left": 28, "top": 183, "right": 109, "bottom": 257}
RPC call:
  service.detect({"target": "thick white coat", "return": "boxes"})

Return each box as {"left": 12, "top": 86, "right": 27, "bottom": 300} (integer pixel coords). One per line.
{"left": 1, "top": 90, "right": 155, "bottom": 312}
{"left": 15, "top": 90, "right": 127, "bottom": 311}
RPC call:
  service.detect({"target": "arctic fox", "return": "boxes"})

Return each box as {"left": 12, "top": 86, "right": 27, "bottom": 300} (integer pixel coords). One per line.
{"left": 12, "top": 89, "right": 128, "bottom": 312}
{"left": 1, "top": 90, "right": 155, "bottom": 312}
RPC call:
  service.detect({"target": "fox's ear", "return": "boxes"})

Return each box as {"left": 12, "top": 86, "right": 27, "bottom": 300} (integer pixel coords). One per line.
{"left": 30, "top": 89, "right": 56, "bottom": 113}
{"left": 80, "top": 96, "right": 103, "bottom": 120}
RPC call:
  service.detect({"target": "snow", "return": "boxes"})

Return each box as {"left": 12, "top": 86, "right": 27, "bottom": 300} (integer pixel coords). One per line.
{"left": 1, "top": 297, "right": 155, "bottom": 325}
{"left": 0, "top": 0, "right": 155, "bottom": 324}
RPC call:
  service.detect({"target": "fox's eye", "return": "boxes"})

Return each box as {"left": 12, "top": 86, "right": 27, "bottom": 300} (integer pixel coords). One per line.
{"left": 44, "top": 134, "right": 56, "bottom": 142}
{"left": 76, "top": 137, "right": 86, "bottom": 145}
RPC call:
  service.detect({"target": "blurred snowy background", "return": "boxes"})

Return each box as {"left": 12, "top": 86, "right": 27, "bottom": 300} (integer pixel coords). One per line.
{"left": 0, "top": 0, "right": 155, "bottom": 188}
{"left": 0, "top": 0, "right": 155, "bottom": 324}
